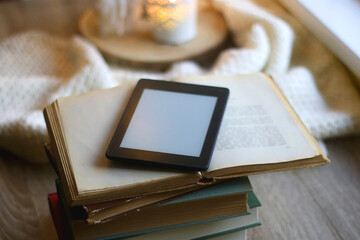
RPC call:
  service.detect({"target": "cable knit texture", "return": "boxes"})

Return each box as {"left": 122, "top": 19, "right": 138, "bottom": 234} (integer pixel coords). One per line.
{"left": 1, "top": 0, "right": 360, "bottom": 163}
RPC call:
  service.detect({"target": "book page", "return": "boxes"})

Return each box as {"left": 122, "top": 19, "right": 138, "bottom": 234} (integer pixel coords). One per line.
{"left": 58, "top": 83, "right": 189, "bottom": 193}
{"left": 56, "top": 73, "right": 322, "bottom": 195}
{"left": 175, "top": 74, "right": 320, "bottom": 171}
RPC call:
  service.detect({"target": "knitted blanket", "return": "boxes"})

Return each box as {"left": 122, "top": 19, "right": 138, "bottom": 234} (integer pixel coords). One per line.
{"left": 1, "top": 0, "right": 359, "bottom": 163}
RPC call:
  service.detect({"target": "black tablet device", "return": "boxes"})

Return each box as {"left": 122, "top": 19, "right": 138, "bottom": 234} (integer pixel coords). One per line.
{"left": 106, "top": 79, "right": 229, "bottom": 171}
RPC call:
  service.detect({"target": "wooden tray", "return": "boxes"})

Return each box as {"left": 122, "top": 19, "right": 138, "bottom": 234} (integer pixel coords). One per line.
{"left": 78, "top": 8, "right": 228, "bottom": 70}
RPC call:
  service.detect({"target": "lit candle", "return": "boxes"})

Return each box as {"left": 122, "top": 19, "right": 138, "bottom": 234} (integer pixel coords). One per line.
{"left": 146, "top": 0, "right": 198, "bottom": 45}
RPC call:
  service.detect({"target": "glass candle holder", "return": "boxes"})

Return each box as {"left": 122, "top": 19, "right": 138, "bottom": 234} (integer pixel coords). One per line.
{"left": 145, "top": 0, "right": 198, "bottom": 45}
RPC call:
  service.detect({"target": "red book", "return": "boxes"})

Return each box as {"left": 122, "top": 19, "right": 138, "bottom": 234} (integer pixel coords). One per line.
{"left": 47, "top": 192, "right": 73, "bottom": 240}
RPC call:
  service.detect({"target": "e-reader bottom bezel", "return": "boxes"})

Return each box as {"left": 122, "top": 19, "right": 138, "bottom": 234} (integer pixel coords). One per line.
{"left": 106, "top": 79, "right": 229, "bottom": 171}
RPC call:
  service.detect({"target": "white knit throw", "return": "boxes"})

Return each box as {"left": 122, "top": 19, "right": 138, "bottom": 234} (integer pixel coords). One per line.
{"left": 1, "top": 0, "right": 359, "bottom": 163}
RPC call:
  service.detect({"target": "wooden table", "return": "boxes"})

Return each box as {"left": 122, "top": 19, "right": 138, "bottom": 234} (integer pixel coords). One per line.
{"left": 0, "top": 1, "right": 359, "bottom": 239}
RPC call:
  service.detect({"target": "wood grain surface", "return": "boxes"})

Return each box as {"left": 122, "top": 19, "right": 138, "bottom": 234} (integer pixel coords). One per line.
{"left": 0, "top": 151, "right": 57, "bottom": 240}
{"left": 248, "top": 138, "right": 360, "bottom": 240}
{"left": 0, "top": 1, "right": 359, "bottom": 239}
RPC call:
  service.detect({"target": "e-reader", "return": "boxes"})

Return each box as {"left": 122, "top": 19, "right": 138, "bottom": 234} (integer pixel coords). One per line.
{"left": 106, "top": 79, "right": 229, "bottom": 171}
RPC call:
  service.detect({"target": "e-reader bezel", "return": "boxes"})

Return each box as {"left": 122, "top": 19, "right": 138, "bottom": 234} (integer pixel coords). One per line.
{"left": 106, "top": 79, "right": 229, "bottom": 171}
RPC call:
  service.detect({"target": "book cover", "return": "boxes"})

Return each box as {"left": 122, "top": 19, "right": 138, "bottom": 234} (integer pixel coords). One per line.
{"left": 48, "top": 192, "right": 73, "bottom": 240}
{"left": 125, "top": 191, "right": 260, "bottom": 240}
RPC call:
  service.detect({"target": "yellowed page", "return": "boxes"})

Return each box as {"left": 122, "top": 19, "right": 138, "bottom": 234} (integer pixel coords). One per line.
{"left": 56, "top": 73, "right": 322, "bottom": 195}
{"left": 175, "top": 73, "right": 320, "bottom": 171}
{"left": 58, "top": 83, "right": 186, "bottom": 193}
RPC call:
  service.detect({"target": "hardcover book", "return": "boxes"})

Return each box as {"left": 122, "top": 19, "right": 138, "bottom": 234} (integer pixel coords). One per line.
{"left": 56, "top": 177, "right": 252, "bottom": 233}
{"left": 125, "top": 191, "right": 260, "bottom": 240}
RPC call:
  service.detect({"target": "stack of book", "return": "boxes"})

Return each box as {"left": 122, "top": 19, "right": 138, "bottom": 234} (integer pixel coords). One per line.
{"left": 44, "top": 73, "right": 328, "bottom": 239}
{"left": 47, "top": 167, "right": 260, "bottom": 239}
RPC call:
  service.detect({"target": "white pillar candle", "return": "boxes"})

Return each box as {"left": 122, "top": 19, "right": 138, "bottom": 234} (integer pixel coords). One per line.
{"left": 146, "top": 0, "right": 198, "bottom": 45}
{"left": 96, "top": 0, "right": 143, "bottom": 36}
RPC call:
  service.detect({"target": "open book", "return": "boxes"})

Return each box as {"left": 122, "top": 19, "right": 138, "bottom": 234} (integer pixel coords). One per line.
{"left": 44, "top": 73, "right": 329, "bottom": 205}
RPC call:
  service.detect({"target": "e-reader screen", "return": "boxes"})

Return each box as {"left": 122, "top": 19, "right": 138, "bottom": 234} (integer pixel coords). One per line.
{"left": 106, "top": 79, "right": 229, "bottom": 171}
{"left": 120, "top": 89, "right": 217, "bottom": 157}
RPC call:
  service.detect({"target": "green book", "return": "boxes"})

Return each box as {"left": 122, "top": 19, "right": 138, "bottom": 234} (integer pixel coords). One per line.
{"left": 125, "top": 191, "right": 261, "bottom": 240}
{"left": 56, "top": 177, "right": 254, "bottom": 240}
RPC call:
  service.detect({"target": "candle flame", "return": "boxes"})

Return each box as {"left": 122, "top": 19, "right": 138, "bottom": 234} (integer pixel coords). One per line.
{"left": 146, "top": 0, "right": 196, "bottom": 30}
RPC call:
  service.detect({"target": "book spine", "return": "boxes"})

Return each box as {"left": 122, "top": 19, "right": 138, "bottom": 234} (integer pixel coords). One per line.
{"left": 47, "top": 192, "right": 73, "bottom": 240}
